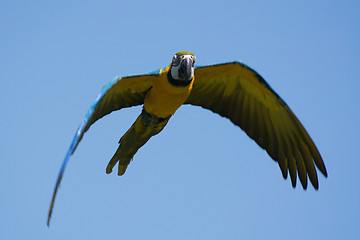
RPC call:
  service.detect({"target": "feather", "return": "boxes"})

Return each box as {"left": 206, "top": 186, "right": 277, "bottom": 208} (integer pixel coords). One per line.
{"left": 186, "top": 62, "right": 326, "bottom": 189}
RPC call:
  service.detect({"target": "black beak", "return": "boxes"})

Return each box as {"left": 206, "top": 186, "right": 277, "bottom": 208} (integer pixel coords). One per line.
{"left": 178, "top": 57, "right": 193, "bottom": 81}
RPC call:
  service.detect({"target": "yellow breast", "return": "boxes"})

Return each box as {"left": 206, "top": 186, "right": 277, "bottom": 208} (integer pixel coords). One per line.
{"left": 143, "top": 65, "right": 194, "bottom": 118}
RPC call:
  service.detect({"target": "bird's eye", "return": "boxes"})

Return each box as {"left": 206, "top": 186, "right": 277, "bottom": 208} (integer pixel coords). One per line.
{"left": 172, "top": 55, "right": 180, "bottom": 66}
{"left": 191, "top": 55, "right": 196, "bottom": 66}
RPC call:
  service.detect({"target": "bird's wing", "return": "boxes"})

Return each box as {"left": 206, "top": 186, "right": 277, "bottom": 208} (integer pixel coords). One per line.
{"left": 185, "top": 62, "right": 327, "bottom": 189}
{"left": 48, "top": 71, "right": 159, "bottom": 226}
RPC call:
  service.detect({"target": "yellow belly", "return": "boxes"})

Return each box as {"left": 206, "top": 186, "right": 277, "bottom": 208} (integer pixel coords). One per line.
{"left": 143, "top": 67, "right": 194, "bottom": 118}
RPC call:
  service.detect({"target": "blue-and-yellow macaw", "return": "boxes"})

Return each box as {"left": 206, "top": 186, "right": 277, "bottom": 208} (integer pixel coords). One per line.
{"left": 47, "top": 50, "right": 327, "bottom": 225}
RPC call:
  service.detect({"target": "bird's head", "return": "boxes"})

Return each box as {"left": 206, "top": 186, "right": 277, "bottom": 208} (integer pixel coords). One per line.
{"left": 169, "top": 51, "right": 196, "bottom": 84}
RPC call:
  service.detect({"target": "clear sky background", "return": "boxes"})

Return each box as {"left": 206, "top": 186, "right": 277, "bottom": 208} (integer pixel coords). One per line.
{"left": 1, "top": 0, "right": 359, "bottom": 239}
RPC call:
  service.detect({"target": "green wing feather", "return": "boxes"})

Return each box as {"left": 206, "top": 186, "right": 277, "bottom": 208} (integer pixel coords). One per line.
{"left": 186, "top": 62, "right": 327, "bottom": 189}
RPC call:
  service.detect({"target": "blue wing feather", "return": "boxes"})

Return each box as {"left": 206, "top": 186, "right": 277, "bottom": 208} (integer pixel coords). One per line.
{"left": 47, "top": 76, "right": 120, "bottom": 226}
{"left": 47, "top": 70, "right": 160, "bottom": 226}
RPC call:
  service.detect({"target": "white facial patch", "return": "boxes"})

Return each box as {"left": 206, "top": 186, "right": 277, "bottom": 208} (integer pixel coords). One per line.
{"left": 170, "top": 64, "right": 181, "bottom": 80}
{"left": 188, "top": 67, "right": 195, "bottom": 80}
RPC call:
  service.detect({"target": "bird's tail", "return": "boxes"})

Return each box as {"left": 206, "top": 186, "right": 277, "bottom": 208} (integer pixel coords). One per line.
{"left": 106, "top": 109, "right": 170, "bottom": 175}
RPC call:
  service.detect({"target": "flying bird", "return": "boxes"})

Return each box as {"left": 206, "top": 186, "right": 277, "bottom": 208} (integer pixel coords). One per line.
{"left": 47, "top": 50, "right": 327, "bottom": 225}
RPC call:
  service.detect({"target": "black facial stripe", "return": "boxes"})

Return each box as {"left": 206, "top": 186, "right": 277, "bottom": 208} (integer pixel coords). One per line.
{"left": 167, "top": 70, "right": 192, "bottom": 87}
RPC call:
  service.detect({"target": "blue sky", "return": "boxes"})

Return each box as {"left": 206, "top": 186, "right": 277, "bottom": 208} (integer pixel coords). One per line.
{"left": 1, "top": 0, "right": 359, "bottom": 239}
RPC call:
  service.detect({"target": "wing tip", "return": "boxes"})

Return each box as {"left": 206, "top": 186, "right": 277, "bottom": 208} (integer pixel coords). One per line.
{"left": 47, "top": 173, "right": 63, "bottom": 227}
{"left": 47, "top": 209, "right": 52, "bottom": 227}
{"left": 319, "top": 162, "right": 328, "bottom": 178}
{"left": 47, "top": 147, "right": 73, "bottom": 227}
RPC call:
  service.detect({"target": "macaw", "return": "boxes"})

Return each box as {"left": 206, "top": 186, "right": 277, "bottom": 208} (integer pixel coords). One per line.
{"left": 47, "top": 50, "right": 327, "bottom": 225}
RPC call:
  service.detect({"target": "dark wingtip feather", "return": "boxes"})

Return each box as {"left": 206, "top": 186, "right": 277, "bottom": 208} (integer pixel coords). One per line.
{"left": 300, "top": 176, "right": 308, "bottom": 189}
{"left": 278, "top": 161, "right": 288, "bottom": 179}
{"left": 311, "top": 178, "right": 319, "bottom": 190}
{"left": 323, "top": 168, "right": 328, "bottom": 177}
{"left": 291, "top": 178, "right": 296, "bottom": 188}
{"left": 317, "top": 159, "right": 328, "bottom": 178}
{"left": 47, "top": 164, "right": 65, "bottom": 227}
